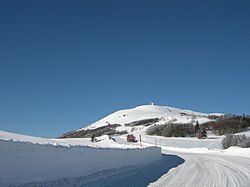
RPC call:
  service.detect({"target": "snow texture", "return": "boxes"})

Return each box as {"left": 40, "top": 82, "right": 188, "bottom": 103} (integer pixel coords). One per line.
{"left": 149, "top": 149, "right": 250, "bottom": 187}
{"left": 0, "top": 139, "right": 162, "bottom": 185}
{"left": 2, "top": 154, "right": 184, "bottom": 187}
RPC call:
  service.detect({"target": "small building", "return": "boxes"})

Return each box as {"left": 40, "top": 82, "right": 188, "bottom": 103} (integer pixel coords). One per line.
{"left": 127, "top": 134, "right": 136, "bottom": 142}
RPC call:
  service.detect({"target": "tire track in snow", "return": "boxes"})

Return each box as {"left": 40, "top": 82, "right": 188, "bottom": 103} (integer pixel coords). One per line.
{"left": 149, "top": 151, "right": 250, "bottom": 187}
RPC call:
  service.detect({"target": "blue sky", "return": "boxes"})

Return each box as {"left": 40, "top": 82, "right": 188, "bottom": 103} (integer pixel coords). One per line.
{"left": 0, "top": 0, "right": 250, "bottom": 137}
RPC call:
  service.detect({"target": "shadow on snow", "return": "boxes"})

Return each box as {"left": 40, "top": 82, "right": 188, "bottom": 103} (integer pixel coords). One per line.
{"left": 6, "top": 154, "right": 184, "bottom": 187}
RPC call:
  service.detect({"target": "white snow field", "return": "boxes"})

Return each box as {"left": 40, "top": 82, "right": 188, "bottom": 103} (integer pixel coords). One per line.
{"left": 1, "top": 105, "right": 250, "bottom": 187}
{"left": 79, "top": 105, "right": 219, "bottom": 133}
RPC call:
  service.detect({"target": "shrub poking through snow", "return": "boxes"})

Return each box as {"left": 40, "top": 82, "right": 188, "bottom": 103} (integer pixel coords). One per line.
{"left": 196, "top": 128, "right": 207, "bottom": 139}
{"left": 221, "top": 134, "right": 250, "bottom": 149}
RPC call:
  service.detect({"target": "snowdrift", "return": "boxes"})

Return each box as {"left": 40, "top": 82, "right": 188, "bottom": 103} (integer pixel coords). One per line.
{"left": 0, "top": 139, "right": 162, "bottom": 185}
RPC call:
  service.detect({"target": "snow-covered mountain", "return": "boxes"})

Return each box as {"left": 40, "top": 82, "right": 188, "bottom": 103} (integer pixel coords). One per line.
{"left": 1, "top": 106, "right": 250, "bottom": 187}
{"left": 59, "top": 104, "right": 221, "bottom": 138}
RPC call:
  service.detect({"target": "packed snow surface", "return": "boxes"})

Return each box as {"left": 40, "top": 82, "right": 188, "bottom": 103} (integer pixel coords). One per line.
{"left": 149, "top": 149, "right": 250, "bottom": 187}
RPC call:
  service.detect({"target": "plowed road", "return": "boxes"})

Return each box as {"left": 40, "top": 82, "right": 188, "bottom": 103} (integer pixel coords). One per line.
{"left": 150, "top": 150, "right": 250, "bottom": 187}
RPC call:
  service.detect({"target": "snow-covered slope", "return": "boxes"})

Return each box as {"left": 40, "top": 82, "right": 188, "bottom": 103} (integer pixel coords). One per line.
{"left": 84, "top": 105, "right": 213, "bottom": 129}
{"left": 2, "top": 105, "right": 249, "bottom": 187}
{"left": 61, "top": 105, "right": 221, "bottom": 138}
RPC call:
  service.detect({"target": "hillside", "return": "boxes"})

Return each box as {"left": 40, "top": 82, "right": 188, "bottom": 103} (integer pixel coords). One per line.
{"left": 1, "top": 128, "right": 250, "bottom": 186}
{"left": 59, "top": 105, "right": 221, "bottom": 138}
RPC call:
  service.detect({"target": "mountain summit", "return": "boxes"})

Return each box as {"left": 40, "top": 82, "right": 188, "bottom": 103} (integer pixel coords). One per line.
{"left": 59, "top": 105, "right": 221, "bottom": 139}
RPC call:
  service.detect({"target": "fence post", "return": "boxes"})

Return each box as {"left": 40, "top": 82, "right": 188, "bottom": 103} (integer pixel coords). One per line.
{"left": 139, "top": 135, "right": 142, "bottom": 147}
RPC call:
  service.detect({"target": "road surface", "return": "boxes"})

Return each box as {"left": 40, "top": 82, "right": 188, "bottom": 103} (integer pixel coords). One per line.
{"left": 150, "top": 149, "right": 250, "bottom": 187}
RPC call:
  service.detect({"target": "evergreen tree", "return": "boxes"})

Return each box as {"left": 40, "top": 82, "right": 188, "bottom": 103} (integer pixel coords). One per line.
{"left": 195, "top": 121, "right": 200, "bottom": 133}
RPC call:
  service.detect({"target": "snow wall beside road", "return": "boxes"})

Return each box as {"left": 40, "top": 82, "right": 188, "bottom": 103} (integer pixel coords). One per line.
{"left": 0, "top": 140, "right": 162, "bottom": 184}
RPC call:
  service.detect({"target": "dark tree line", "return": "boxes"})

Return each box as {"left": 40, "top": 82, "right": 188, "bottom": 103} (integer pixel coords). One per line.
{"left": 147, "top": 121, "right": 207, "bottom": 138}
{"left": 201, "top": 114, "right": 250, "bottom": 135}
{"left": 147, "top": 123, "right": 196, "bottom": 138}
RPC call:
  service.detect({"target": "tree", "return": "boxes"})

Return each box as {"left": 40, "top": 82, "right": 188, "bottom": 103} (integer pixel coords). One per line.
{"left": 91, "top": 134, "right": 96, "bottom": 142}
{"left": 195, "top": 121, "right": 200, "bottom": 133}
{"left": 195, "top": 121, "right": 206, "bottom": 139}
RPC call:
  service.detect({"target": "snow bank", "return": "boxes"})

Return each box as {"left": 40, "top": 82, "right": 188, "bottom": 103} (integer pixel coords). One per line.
{"left": 221, "top": 147, "right": 250, "bottom": 158}
{"left": 0, "top": 130, "right": 141, "bottom": 149}
{"left": 141, "top": 135, "right": 222, "bottom": 149}
{"left": 0, "top": 139, "right": 162, "bottom": 184}
{"left": 160, "top": 146, "right": 219, "bottom": 154}
{"left": 152, "top": 144, "right": 250, "bottom": 159}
